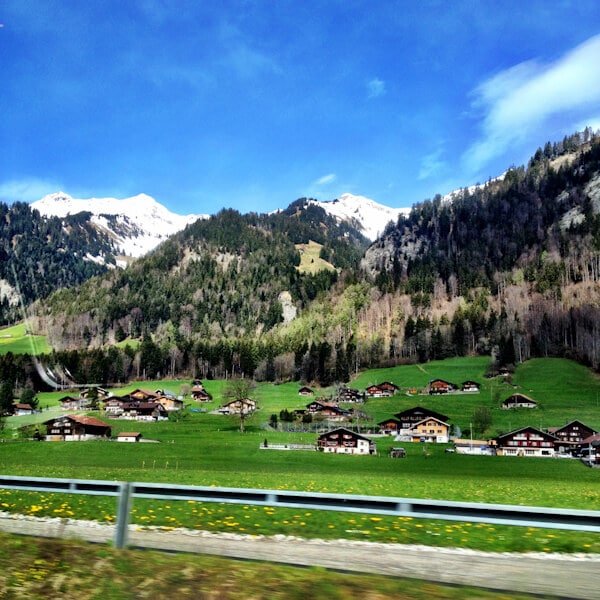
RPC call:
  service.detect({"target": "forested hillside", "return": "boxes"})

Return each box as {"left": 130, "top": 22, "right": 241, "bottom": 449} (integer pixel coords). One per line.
{"left": 361, "top": 129, "right": 600, "bottom": 369}
{"left": 5, "top": 130, "right": 600, "bottom": 391}
{"left": 0, "top": 202, "right": 115, "bottom": 323}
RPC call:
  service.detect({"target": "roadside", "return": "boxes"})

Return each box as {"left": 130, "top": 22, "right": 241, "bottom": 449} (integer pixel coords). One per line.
{"left": 1, "top": 512, "right": 599, "bottom": 599}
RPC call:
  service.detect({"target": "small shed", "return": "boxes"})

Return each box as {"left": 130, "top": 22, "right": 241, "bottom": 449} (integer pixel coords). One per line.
{"left": 117, "top": 432, "right": 142, "bottom": 443}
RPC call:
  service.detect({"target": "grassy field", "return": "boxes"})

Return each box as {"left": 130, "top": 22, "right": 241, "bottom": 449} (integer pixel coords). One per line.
{"left": 295, "top": 240, "right": 336, "bottom": 273}
{"left": 1, "top": 356, "right": 600, "bottom": 554}
{"left": 0, "top": 323, "right": 51, "bottom": 355}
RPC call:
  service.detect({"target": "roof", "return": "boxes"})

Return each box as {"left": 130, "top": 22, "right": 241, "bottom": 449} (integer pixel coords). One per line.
{"left": 495, "top": 426, "right": 557, "bottom": 442}
{"left": 502, "top": 393, "right": 536, "bottom": 404}
{"left": 51, "top": 414, "right": 111, "bottom": 428}
{"left": 394, "top": 406, "right": 450, "bottom": 422}
{"left": 412, "top": 416, "right": 449, "bottom": 427}
{"left": 317, "top": 427, "right": 372, "bottom": 442}
{"left": 547, "top": 420, "right": 596, "bottom": 434}
{"left": 118, "top": 432, "right": 142, "bottom": 437}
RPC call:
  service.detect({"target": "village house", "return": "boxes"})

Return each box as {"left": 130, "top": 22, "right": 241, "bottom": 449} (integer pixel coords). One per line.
{"left": 580, "top": 434, "right": 600, "bottom": 465}
{"left": 316, "top": 427, "right": 376, "bottom": 455}
{"left": 428, "top": 379, "right": 457, "bottom": 395}
{"left": 129, "top": 389, "right": 160, "bottom": 402}
{"left": 365, "top": 382, "right": 398, "bottom": 398}
{"left": 377, "top": 417, "right": 403, "bottom": 435}
{"left": 103, "top": 396, "right": 130, "bottom": 416}
{"left": 121, "top": 401, "right": 168, "bottom": 421}
{"left": 547, "top": 420, "right": 598, "bottom": 455}
{"left": 501, "top": 394, "right": 537, "bottom": 409}
{"left": 495, "top": 426, "right": 557, "bottom": 457}
{"left": 191, "top": 385, "right": 212, "bottom": 402}
{"left": 400, "top": 416, "right": 450, "bottom": 443}
{"left": 156, "top": 395, "right": 184, "bottom": 411}
{"left": 337, "top": 387, "right": 364, "bottom": 402}
{"left": 298, "top": 386, "right": 314, "bottom": 396}
{"left": 393, "top": 406, "right": 450, "bottom": 431}
{"left": 79, "top": 387, "right": 110, "bottom": 401}
{"left": 461, "top": 380, "right": 480, "bottom": 393}
{"left": 58, "top": 395, "right": 86, "bottom": 410}
{"left": 378, "top": 381, "right": 400, "bottom": 395}
{"left": 43, "top": 414, "right": 111, "bottom": 441}
{"left": 12, "top": 403, "right": 35, "bottom": 416}
{"left": 305, "top": 400, "right": 351, "bottom": 421}
{"left": 218, "top": 398, "right": 257, "bottom": 415}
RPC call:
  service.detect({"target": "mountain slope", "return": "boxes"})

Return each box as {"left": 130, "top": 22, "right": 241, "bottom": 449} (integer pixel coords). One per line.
{"left": 32, "top": 192, "right": 206, "bottom": 262}
{"left": 36, "top": 203, "right": 369, "bottom": 350}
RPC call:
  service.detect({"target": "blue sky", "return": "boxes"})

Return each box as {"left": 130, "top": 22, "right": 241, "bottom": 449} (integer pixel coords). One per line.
{"left": 2, "top": 1, "right": 600, "bottom": 216}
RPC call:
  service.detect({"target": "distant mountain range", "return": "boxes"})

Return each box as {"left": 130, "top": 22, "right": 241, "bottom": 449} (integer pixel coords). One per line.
{"left": 31, "top": 192, "right": 208, "bottom": 263}
{"left": 30, "top": 191, "right": 407, "bottom": 264}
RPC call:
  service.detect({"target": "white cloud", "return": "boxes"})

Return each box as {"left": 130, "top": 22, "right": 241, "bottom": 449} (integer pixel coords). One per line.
{"left": 0, "top": 178, "right": 60, "bottom": 203}
{"left": 314, "top": 173, "right": 337, "bottom": 186}
{"left": 419, "top": 148, "right": 446, "bottom": 180}
{"left": 463, "top": 34, "right": 600, "bottom": 173}
{"left": 367, "top": 78, "right": 385, "bottom": 98}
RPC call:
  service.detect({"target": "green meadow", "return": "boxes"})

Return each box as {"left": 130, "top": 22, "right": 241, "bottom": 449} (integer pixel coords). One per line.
{"left": 1, "top": 356, "right": 600, "bottom": 554}
{"left": 0, "top": 323, "right": 51, "bottom": 355}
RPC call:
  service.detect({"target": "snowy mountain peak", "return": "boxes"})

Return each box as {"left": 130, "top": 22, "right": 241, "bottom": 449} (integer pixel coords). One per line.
{"left": 309, "top": 193, "right": 410, "bottom": 241}
{"left": 31, "top": 192, "right": 207, "bottom": 262}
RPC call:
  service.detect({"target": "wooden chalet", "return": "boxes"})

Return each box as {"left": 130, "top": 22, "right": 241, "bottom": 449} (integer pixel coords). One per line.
{"left": 495, "top": 426, "right": 557, "bottom": 457}
{"left": 12, "top": 403, "right": 34, "bottom": 416}
{"left": 501, "top": 394, "right": 537, "bottom": 409}
{"left": 378, "top": 381, "right": 399, "bottom": 395}
{"left": 58, "top": 395, "right": 85, "bottom": 410}
{"left": 580, "top": 434, "right": 600, "bottom": 465}
{"left": 378, "top": 417, "right": 403, "bottom": 435}
{"left": 191, "top": 385, "right": 212, "bottom": 402}
{"left": 103, "top": 396, "right": 130, "bottom": 416}
{"left": 298, "top": 386, "right": 314, "bottom": 396}
{"left": 44, "top": 414, "right": 111, "bottom": 441}
{"left": 157, "top": 395, "right": 184, "bottom": 411}
{"left": 393, "top": 406, "right": 450, "bottom": 431}
{"left": 218, "top": 398, "right": 257, "bottom": 415}
{"left": 79, "top": 387, "right": 109, "bottom": 400}
{"left": 547, "top": 420, "right": 598, "bottom": 455}
{"left": 337, "top": 387, "right": 364, "bottom": 402}
{"left": 317, "top": 427, "right": 376, "bottom": 455}
{"left": 121, "top": 401, "right": 168, "bottom": 421}
{"left": 365, "top": 383, "right": 397, "bottom": 398}
{"left": 428, "top": 379, "right": 457, "bottom": 395}
{"left": 129, "top": 389, "right": 160, "bottom": 402}
{"left": 461, "top": 380, "right": 480, "bottom": 393}
{"left": 305, "top": 400, "right": 351, "bottom": 421}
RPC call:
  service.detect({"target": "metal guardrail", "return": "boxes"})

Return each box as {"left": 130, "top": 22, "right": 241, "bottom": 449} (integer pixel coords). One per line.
{"left": 1, "top": 474, "right": 600, "bottom": 549}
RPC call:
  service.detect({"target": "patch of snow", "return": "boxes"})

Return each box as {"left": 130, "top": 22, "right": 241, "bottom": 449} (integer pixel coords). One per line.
{"left": 31, "top": 191, "right": 207, "bottom": 259}
{"left": 309, "top": 193, "right": 410, "bottom": 241}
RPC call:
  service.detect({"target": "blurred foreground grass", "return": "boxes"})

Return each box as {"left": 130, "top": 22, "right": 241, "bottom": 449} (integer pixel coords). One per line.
{"left": 0, "top": 531, "right": 548, "bottom": 599}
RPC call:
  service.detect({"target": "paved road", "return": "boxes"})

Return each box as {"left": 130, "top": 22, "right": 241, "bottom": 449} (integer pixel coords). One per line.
{"left": 2, "top": 514, "right": 600, "bottom": 599}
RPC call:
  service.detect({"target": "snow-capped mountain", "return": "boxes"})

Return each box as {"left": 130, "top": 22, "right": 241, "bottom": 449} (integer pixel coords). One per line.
{"left": 308, "top": 193, "right": 410, "bottom": 241}
{"left": 31, "top": 192, "right": 206, "bottom": 263}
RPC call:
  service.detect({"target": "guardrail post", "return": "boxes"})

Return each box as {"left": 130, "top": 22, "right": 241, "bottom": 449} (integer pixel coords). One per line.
{"left": 114, "top": 482, "right": 133, "bottom": 549}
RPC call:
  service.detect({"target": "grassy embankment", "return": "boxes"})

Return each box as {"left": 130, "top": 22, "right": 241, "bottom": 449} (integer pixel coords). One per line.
{"left": 0, "top": 532, "right": 543, "bottom": 600}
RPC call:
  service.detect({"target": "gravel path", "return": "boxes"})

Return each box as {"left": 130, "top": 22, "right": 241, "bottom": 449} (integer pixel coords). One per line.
{"left": 2, "top": 513, "right": 600, "bottom": 599}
